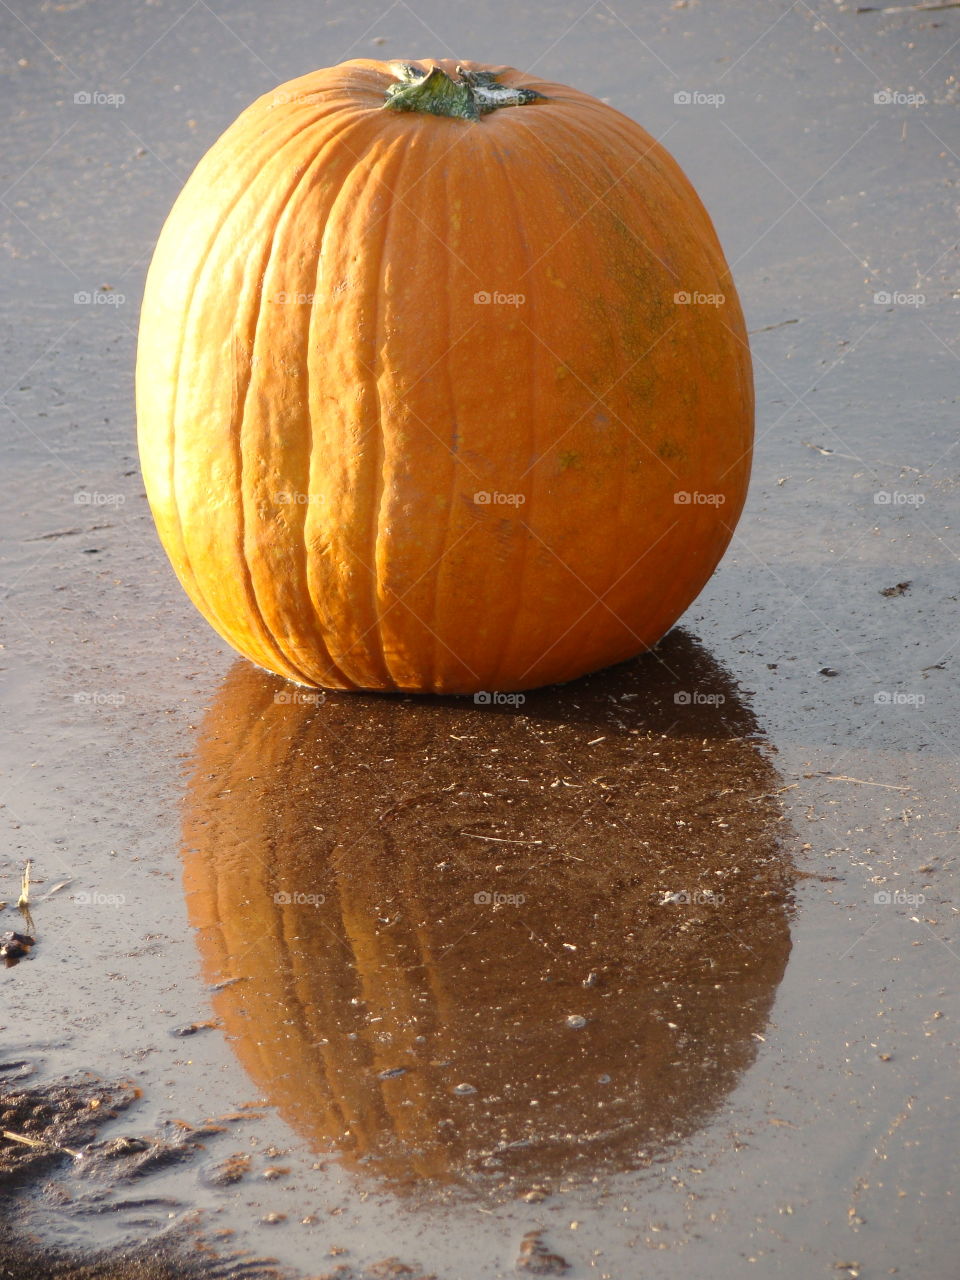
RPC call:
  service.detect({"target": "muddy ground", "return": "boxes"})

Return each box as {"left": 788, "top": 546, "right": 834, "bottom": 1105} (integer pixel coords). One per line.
{"left": 2, "top": 0, "right": 959, "bottom": 1277}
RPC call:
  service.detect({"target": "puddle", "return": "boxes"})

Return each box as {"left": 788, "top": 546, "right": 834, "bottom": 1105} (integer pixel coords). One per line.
{"left": 182, "top": 632, "right": 796, "bottom": 1199}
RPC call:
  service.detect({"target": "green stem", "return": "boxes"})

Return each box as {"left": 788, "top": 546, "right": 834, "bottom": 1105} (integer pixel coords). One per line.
{"left": 384, "top": 63, "right": 544, "bottom": 121}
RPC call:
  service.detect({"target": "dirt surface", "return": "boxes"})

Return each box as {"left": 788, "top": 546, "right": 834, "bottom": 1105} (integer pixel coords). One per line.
{"left": 2, "top": 0, "right": 959, "bottom": 1277}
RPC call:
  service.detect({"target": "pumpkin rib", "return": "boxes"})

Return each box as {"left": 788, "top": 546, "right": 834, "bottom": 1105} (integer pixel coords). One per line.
{"left": 243, "top": 109, "right": 381, "bottom": 690}
{"left": 278, "top": 113, "right": 407, "bottom": 687}
{"left": 307, "top": 121, "right": 409, "bottom": 688}
{"left": 423, "top": 128, "right": 465, "bottom": 692}
{"left": 482, "top": 131, "right": 542, "bottom": 693}
{"left": 144, "top": 107, "right": 298, "bottom": 625}
{"left": 293, "top": 111, "right": 393, "bottom": 687}
{"left": 365, "top": 129, "right": 411, "bottom": 690}
{"left": 295, "top": 118, "right": 409, "bottom": 690}
{"left": 230, "top": 151, "right": 345, "bottom": 688}
{"left": 166, "top": 183, "right": 260, "bottom": 660}
{"left": 168, "top": 114, "right": 355, "bottom": 684}
{"left": 161, "top": 107, "right": 347, "bottom": 668}
{"left": 288, "top": 163, "right": 359, "bottom": 692}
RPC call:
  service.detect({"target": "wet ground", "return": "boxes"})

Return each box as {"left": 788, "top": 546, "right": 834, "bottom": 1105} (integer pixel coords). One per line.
{"left": 2, "top": 0, "right": 959, "bottom": 1276}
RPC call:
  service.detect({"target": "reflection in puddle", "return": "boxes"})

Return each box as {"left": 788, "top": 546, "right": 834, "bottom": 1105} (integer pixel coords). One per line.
{"left": 182, "top": 631, "right": 796, "bottom": 1197}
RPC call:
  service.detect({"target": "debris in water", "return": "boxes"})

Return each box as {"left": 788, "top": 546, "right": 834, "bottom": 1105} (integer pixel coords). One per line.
{"left": 565, "top": 1015, "right": 588, "bottom": 1029}
{"left": 1, "top": 931, "right": 34, "bottom": 963}
{"left": 170, "top": 1020, "right": 218, "bottom": 1037}
{"left": 516, "top": 1229, "right": 570, "bottom": 1274}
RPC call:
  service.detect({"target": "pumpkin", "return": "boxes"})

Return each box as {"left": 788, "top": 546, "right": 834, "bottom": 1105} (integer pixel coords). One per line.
{"left": 139, "top": 58, "right": 753, "bottom": 693}
{"left": 182, "top": 634, "right": 792, "bottom": 1192}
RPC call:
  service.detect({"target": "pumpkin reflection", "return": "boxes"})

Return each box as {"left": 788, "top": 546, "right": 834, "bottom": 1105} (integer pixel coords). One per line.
{"left": 182, "top": 631, "right": 795, "bottom": 1194}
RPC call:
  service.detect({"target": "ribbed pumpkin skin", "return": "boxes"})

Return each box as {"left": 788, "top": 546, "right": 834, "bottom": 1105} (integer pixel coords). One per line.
{"left": 138, "top": 58, "right": 753, "bottom": 692}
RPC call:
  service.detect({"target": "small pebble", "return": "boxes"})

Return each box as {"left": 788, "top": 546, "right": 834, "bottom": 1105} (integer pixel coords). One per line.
{"left": 452, "top": 1082, "right": 476, "bottom": 1095}
{"left": 565, "top": 1015, "right": 587, "bottom": 1029}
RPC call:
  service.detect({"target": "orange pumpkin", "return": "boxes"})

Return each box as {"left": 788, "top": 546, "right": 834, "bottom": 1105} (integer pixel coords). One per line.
{"left": 138, "top": 59, "right": 752, "bottom": 693}
{"left": 183, "top": 635, "right": 793, "bottom": 1192}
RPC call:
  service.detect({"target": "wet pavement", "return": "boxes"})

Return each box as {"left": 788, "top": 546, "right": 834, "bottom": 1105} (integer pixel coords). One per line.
{"left": 2, "top": 1, "right": 959, "bottom": 1277}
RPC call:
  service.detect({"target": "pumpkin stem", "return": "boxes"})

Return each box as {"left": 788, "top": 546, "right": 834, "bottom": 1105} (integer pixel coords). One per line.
{"left": 383, "top": 63, "right": 544, "bottom": 121}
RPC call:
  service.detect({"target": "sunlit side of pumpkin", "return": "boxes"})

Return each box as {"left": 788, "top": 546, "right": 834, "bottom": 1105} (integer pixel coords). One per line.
{"left": 138, "top": 59, "right": 753, "bottom": 692}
